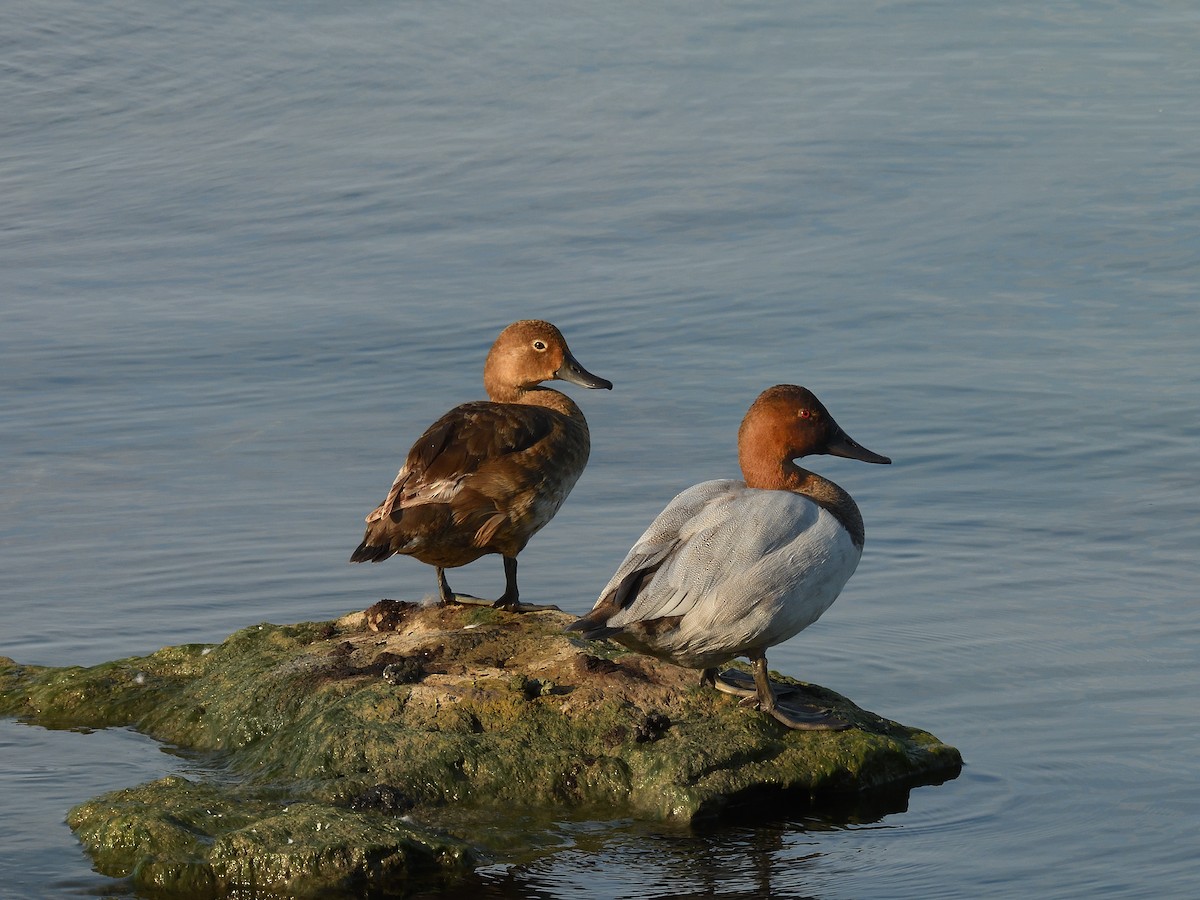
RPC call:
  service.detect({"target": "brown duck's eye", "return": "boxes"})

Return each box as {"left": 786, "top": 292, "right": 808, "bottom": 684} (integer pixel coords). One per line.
{"left": 532, "top": 340, "right": 548, "bottom": 351}
{"left": 797, "top": 408, "right": 812, "bottom": 419}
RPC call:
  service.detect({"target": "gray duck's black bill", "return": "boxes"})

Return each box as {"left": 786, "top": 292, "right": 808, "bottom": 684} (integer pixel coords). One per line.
{"left": 825, "top": 425, "right": 891, "bottom": 465}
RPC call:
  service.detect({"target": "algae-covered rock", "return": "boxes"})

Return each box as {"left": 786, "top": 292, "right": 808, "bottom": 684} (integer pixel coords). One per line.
{"left": 66, "top": 776, "right": 473, "bottom": 898}
{"left": 0, "top": 602, "right": 961, "bottom": 896}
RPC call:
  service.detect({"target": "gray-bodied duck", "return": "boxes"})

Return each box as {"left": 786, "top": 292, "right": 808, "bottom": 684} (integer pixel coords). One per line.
{"left": 570, "top": 384, "right": 889, "bottom": 729}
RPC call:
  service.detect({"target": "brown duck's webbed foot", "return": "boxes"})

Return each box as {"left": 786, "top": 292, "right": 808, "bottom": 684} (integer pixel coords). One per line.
{"left": 438, "top": 558, "right": 561, "bottom": 613}
{"left": 750, "top": 654, "right": 851, "bottom": 732}
{"left": 436, "top": 563, "right": 511, "bottom": 608}
{"left": 700, "top": 668, "right": 718, "bottom": 689}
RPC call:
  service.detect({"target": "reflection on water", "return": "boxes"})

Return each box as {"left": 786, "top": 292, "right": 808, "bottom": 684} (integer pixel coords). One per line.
{"left": 407, "top": 778, "right": 953, "bottom": 900}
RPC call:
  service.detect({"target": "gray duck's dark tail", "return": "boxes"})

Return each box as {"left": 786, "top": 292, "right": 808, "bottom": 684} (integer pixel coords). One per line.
{"left": 566, "top": 608, "right": 622, "bottom": 642}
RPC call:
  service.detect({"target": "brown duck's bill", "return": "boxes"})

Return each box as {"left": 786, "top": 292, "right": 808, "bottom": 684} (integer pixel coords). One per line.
{"left": 556, "top": 353, "right": 613, "bottom": 390}
{"left": 825, "top": 425, "right": 891, "bottom": 465}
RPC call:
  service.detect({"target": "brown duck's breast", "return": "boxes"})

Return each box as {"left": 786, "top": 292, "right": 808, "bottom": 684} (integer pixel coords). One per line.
{"left": 375, "top": 398, "right": 592, "bottom": 562}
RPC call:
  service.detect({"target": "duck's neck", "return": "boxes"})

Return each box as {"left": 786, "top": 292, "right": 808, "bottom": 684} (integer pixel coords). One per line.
{"left": 743, "top": 458, "right": 865, "bottom": 547}
{"left": 488, "top": 382, "right": 587, "bottom": 423}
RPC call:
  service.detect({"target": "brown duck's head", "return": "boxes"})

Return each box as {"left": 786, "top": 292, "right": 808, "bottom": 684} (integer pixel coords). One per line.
{"left": 484, "top": 320, "right": 613, "bottom": 399}
{"left": 737, "top": 384, "right": 890, "bottom": 488}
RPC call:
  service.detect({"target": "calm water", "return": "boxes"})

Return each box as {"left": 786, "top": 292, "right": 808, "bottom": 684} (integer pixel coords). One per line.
{"left": 3, "top": 1, "right": 1199, "bottom": 897}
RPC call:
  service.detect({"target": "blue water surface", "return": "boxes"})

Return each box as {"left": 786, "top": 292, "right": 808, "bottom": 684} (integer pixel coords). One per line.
{"left": 2, "top": 1, "right": 1198, "bottom": 897}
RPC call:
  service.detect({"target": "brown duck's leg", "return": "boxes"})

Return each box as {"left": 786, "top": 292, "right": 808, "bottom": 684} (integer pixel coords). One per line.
{"left": 435, "top": 567, "right": 455, "bottom": 605}
{"left": 699, "top": 668, "right": 718, "bottom": 688}
{"left": 750, "top": 653, "right": 851, "bottom": 732}
{"left": 491, "top": 556, "right": 520, "bottom": 609}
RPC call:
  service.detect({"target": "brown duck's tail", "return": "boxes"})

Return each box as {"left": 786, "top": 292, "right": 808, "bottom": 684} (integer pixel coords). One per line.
{"left": 349, "top": 539, "right": 393, "bottom": 563}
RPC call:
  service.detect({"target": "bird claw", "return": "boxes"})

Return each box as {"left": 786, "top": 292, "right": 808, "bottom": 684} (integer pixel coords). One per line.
{"left": 712, "top": 668, "right": 800, "bottom": 700}
{"left": 443, "top": 593, "right": 560, "bottom": 614}
{"left": 765, "top": 701, "right": 851, "bottom": 732}
{"left": 442, "top": 593, "right": 491, "bottom": 607}
{"left": 713, "top": 669, "right": 850, "bottom": 731}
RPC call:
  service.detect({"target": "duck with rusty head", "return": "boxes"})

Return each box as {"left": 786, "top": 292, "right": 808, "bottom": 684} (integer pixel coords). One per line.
{"left": 570, "top": 384, "right": 889, "bottom": 730}
{"left": 351, "top": 320, "right": 612, "bottom": 610}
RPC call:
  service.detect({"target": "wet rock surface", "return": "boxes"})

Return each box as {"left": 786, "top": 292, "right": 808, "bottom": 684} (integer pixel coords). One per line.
{"left": 0, "top": 601, "right": 961, "bottom": 896}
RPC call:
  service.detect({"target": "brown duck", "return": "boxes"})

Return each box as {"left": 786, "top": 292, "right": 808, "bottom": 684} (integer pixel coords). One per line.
{"left": 350, "top": 320, "right": 612, "bottom": 609}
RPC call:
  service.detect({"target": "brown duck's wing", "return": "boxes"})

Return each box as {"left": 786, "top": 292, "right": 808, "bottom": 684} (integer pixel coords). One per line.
{"left": 369, "top": 402, "right": 559, "bottom": 522}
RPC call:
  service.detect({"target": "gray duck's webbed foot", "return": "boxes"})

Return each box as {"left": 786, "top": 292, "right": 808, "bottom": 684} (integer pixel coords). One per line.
{"left": 750, "top": 654, "right": 851, "bottom": 732}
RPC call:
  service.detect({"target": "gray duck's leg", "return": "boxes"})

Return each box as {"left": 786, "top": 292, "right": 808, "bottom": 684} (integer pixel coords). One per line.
{"left": 750, "top": 654, "right": 850, "bottom": 732}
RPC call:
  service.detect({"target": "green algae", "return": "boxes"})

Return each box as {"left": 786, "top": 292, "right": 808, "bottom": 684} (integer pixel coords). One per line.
{"left": 0, "top": 602, "right": 961, "bottom": 896}
{"left": 66, "top": 776, "right": 474, "bottom": 898}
